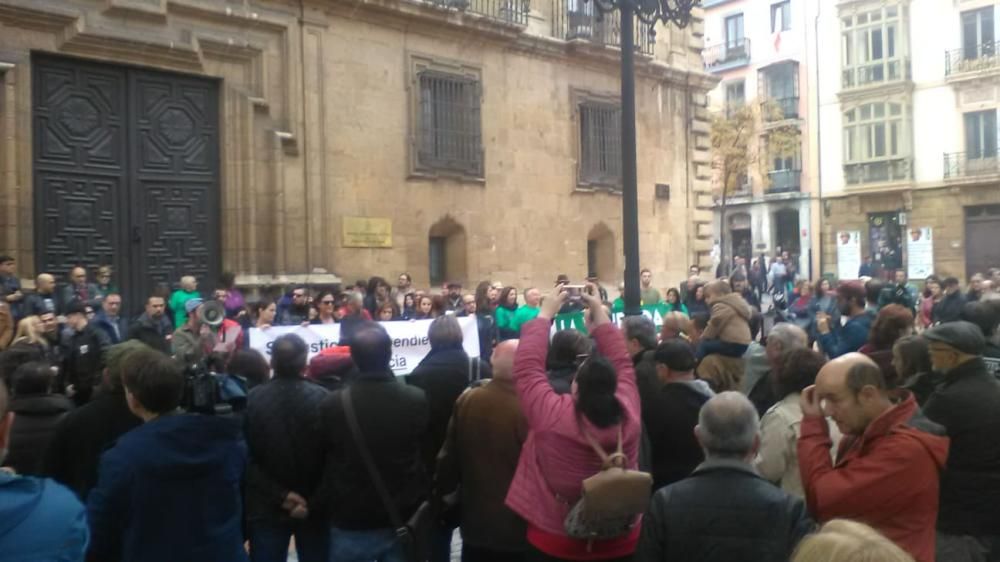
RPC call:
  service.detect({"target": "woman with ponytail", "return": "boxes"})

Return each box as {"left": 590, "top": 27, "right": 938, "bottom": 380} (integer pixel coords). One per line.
{"left": 506, "top": 284, "right": 641, "bottom": 562}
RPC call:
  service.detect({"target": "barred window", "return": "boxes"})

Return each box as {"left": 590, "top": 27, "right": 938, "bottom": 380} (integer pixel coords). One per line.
{"left": 415, "top": 70, "right": 483, "bottom": 177}
{"left": 579, "top": 101, "right": 622, "bottom": 188}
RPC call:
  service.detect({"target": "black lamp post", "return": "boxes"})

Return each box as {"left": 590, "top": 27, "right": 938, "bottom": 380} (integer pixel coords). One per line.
{"left": 586, "top": 0, "right": 699, "bottom": 315}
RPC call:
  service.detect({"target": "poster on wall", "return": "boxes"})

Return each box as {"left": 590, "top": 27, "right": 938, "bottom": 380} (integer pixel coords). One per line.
{"left": 868, "top": 213, "right": 903, "bottom": 272}
{"left": 837, "top": 230, "right": 862, "bottom": 280}
{"left": 907, "top": 227, "right": 934, "bottom": 279}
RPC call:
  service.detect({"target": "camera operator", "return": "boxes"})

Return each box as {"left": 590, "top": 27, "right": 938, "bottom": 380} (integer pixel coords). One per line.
{"left": 172, "top": 298, "right": 244, "bottom": 367}
{"left": 878, "top": 270, "right": 917, "bottom": 314}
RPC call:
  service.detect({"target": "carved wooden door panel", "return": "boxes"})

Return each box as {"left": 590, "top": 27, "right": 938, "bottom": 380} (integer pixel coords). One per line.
{"left": 33, "top": 55, "right": 220, "bottom": 315}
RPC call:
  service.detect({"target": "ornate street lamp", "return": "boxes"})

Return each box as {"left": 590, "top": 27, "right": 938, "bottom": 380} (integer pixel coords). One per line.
{"left": 585, "top": 0, "right": 700, "bottom": 315}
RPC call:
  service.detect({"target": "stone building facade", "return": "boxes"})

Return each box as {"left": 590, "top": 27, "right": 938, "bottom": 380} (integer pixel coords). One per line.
{"left": 814, "top": 0, "right": 1000, "bottom": 282}
{"left": 0, "top": 0, "right": 715, "bottom": 309}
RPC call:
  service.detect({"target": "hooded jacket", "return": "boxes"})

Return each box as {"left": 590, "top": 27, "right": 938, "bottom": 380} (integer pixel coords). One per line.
{"left": 701, "top": 293, "right": 752, "bottom": 345}
{"left": 86, "top": 414, "right": 248, "bottom": 562}
{"left": 0, "top": 472, "right": 89, "bottom": 562}
{"left": 923, "top": 358, "right": 1000, "bottom": 536}
{"left": 7, "top": 393, "right": 74, "bottom": 475}
{"left": 797, "top": 392, "right": 949, "bottom": 562}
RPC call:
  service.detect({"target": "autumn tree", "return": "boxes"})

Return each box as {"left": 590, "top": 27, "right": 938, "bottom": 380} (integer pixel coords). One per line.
{"left": 710, "top": 101, "right": 801, "bottom": 276}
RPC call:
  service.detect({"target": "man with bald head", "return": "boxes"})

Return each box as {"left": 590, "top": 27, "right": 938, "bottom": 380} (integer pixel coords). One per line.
{"left": 60, "top": 266, "right": 98, "bottom": 313}
{"left": 797, "top": 353, "right": 949, "bottom": 562}
{"left": 637, "top": 392, "right": 812, "bottom": 561}
{"left": 25, "top": 273, "right": 58, "bottom": 317}
{"left": 435, "top": 339, "right": 528, "bottom": 561}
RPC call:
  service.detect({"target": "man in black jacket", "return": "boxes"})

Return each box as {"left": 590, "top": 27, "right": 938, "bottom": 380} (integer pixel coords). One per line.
{"left": 622, "top": 315, "right": 658, "bottom": 399}
{"left": 129, "top": 294, "right": 173, "bottom": 354}
{"left": 316, "top": 322, "right": 430, "bottom": 561}
{"left": 932, "top": 277, "right": 966, "bottom": 325}
{"left": 645, "top": 340, "right": 715, "bottom": 490}
{"left": 636, "top": 392, "right": 813, "bottom": 562}
{"left": 960, "top": 301, "right": 1000, "bottom": 376}
{"left": 43, "top": 340, "right": 143, "bottom": 499}
{"left": 408, "top": 315, "right": 490, "bottom": 562}
{"left": 922, "top": 322, "right": 1000, "bottom": 560}
{"left": 59, "top": 300, "right": 111, "bottom": 405}
{"left": 245, "top": 334, "right": 329, "bottom": 562}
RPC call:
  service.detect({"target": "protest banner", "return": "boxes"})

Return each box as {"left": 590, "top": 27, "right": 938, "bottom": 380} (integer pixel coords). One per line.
{"left": 248, "top": 316, "right": 480, "bottom": 376}
{"left": 552, "top": 303, "right": 680, "bottom": 335}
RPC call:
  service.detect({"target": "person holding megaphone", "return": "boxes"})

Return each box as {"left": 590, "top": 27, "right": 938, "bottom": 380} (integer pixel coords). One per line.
{"left": 172, "top": 297, "right": 244, "bottom": 367}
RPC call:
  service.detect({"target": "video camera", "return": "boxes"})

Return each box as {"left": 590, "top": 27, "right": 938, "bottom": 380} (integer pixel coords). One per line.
{"left": 181, "top": 353, "right": 247, "bottom": 416}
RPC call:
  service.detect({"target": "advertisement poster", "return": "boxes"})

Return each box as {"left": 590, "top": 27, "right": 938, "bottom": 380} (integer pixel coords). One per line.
{"left": 837, "top": 230, "right": 862, "bottom": 280}
{"left": 907, "top": 227, "right": 934, "bottom": 279}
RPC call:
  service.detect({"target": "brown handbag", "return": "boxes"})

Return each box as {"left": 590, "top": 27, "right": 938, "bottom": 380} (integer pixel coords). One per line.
{"left": 563, "top": 425, "right": 652, "bottom": 541}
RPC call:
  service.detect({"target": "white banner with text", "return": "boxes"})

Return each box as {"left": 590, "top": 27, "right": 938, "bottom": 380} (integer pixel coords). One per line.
{"left": 248, "top": 316, "right": 480, "bottom": 376}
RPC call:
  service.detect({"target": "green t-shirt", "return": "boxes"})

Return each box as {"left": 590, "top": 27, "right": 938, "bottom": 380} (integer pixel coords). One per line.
{"left": 612, "top": 297, "right": 625, "bottom": 313}
{"left": 496, "top": 306, "right": 517, "bottom": 332}
{"left": 169, "top": 289, "right": 200, "bottom": 328}
{"left": 512, "top": 305, "right": 540, "bottom": 332}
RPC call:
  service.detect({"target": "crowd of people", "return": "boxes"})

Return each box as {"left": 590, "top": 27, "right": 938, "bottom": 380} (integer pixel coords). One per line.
{"left": 0, "top": 251, "right": 999, "bottom": 562}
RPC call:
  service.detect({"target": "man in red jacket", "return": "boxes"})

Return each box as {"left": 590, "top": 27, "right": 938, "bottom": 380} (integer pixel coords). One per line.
{"left": 798, "top": 353, "right": 949, "bottom": 562}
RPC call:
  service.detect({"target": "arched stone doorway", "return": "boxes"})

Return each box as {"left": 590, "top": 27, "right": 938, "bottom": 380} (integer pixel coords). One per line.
{"left": 428, "top": 216, "right": 467, "bottom": 286}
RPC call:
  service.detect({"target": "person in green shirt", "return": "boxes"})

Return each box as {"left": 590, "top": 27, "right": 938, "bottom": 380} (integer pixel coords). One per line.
{"left": 612, "top": 282, "right": 626, "bottom": 313}
{"left": 496, "top": 286, "right": 520, "bottom": 340}
{"left": 168, "top": 275, "right": 200, "bottom": 328}
{"left": 664, "top": 287, "right": 689, "bottom": 315}
{"left": 640, "top": 268, "right": 662, "bottom": 305}
{"left": 512, "top": 287, "right": 542, "bottom": 332}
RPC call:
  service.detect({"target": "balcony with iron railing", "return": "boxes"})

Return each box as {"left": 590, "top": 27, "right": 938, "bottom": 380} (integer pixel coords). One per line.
{"left": 944, "top": 150, "right": 1000, "bottom": 180}
{"left": 945, "top": 41, "right": 1000, "bottom": 78}
{"left": 841, "top": 57, "right": 911, "bottom": 90}
{"left": 763, "top": 96, "right": 799, "bottom": 121}
{"left": 844, "top": 157, "right": 911, "bottom": 185}
{"left": 422, "top": 0, "right": 530, "bottom": 25}
{"left": 767, "top": 169, "right": 801, "bottom": 193}
{"left": 703, "top": 38, "right": 751, "bottom": 73}
{"left": 551, "top": 1, "right": 655, "bottom": 55}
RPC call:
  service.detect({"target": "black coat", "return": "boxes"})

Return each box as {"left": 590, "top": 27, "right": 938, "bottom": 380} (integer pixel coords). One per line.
{"left": 42, "top": 387, "right": 141, "bottom": 499}
{"left": 314, "top": 372, "right": 429, "bottom": 529}
{"left": 636, "top": 460, "right": 813, "bottom": 562}
{"left": 546, "top": 364, "right": 576, "bottom": 395}
{"left": 59, "top": 323, "right": 111, "bottom": 403}
{"left": 245, "top": 376, "right": 329, "bottom": 522}
{"left": 923, "top": 358, "right": 1000, "bottom": 536}
{"left": 932, "top": 291, "right": 966, "bottom": 324}
{"left": 6, "top": 393, "right": 74, "bottom": 475}
{"left": 643, "top": 380, "right": 714, "bottom": 490}
{"left": 128, "top": 313, "right": 173, "bottom": 354}
{"left": 408, "top": 347, "right": 491, "bottom": 478}
{"left": 23, "top": 292, "right": 57, "bottom": 317}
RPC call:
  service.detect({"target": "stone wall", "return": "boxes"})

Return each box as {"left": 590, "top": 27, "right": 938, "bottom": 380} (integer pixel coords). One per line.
{"left": 0, "top": 0, "right": 716, "bottom": 292}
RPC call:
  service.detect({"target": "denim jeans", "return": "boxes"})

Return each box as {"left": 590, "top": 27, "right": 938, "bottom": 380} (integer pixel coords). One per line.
{"left": 248, "top": 519, "right": 329, "bottom": 562}
{"left": 696, "top": 338, "right": 749, "bottom": 360}
{"left": 329, "top": 527, "right": 408, "bottom": 562}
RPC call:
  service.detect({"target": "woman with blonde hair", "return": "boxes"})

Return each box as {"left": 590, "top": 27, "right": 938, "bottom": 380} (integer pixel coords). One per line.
{"left": 792, "top": 519, "right": 915, "bottom": 562}
{"left": 12, "top": 315, "right": 47, "bottom": 348}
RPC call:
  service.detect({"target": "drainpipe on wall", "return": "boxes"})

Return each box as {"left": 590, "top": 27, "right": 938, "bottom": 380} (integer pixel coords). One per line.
{"left": 814, "top": 7, "right": 824, "bottom": 278}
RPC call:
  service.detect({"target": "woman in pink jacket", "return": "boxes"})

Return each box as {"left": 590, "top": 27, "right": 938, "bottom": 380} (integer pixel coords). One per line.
{"left": 505, "top": 287, "right": 642, "bottom": 561}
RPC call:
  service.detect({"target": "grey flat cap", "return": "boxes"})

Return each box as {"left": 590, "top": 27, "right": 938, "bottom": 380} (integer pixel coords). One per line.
{"left": 923, "top": 321, "right": 986, "bottom": 356}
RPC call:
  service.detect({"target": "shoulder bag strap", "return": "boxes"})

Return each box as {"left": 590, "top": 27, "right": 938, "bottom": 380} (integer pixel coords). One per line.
{"left": 340, "top": 386, "right": 404, "bottom": 529}
{"left": 580, "top": 421, "right": 627, "bottom": 469}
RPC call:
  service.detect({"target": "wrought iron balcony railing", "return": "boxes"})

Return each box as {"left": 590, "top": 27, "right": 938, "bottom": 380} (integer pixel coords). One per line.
{"left": 767, "top": 169, "right": 801, "bottom": 193}
{"left": 945, "top": 41, "right": 1000, "bottom": 76}
{"left": 703, "top": 38, "right": 751, "bottom": 71}
{"left": 944, "top": 150, "right": 1000, "bottom": 179}
{"left": 429, "top": 0, "right": 530, "bottom": 25}
{"left": 552, "top": 0, "right": 655, "bottom": 55}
